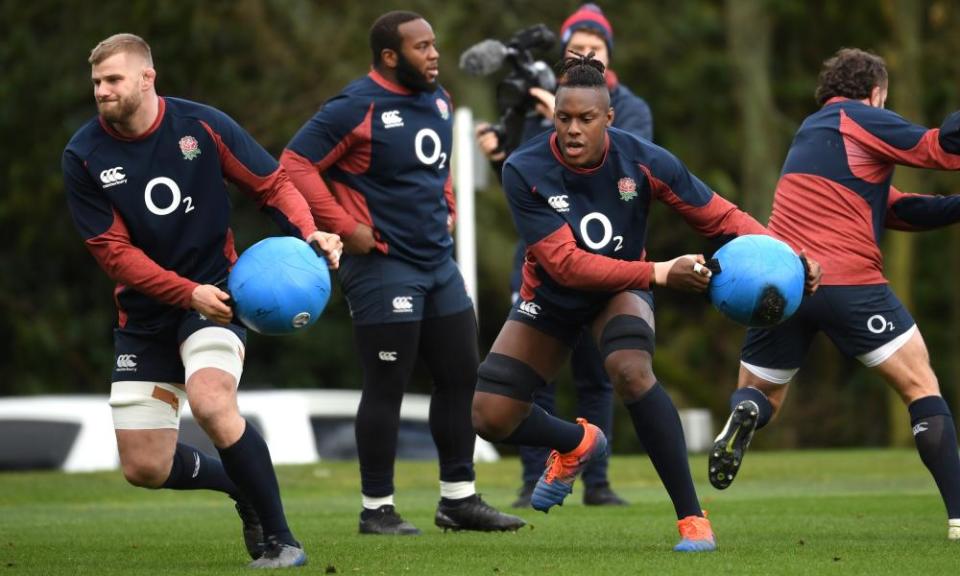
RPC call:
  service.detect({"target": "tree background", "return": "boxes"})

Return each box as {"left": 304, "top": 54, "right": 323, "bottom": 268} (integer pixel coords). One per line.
{"left": 3, "top": 0, "right": 959, "bottom": 452}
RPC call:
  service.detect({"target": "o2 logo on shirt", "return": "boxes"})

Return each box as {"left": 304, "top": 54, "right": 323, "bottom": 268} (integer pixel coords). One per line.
{"left": 414, "top": 128, "right": 447, "bottom": 170}
{"left": 144, "top": 177, "right": 195, "bottom": 216}
{"left": 579, "top": 212, "right": 624, "bottom": 252}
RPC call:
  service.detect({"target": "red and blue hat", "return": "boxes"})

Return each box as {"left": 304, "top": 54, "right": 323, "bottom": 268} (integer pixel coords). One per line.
{"left": 560, "top": 3, "right": 614, "bottom": 55}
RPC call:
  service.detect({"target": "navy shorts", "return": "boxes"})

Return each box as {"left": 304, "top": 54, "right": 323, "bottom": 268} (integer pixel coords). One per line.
{"left": 337, "top": 253, "right": 474, "bottom": 326}
{"left": 741, "top": 284, "right": 915, "bottom": 369}
{"left": 112, "top": 310, "right": 246, "bottom": 383}
{"left": 507, "top": 290, "right": 655, "bottom": 348}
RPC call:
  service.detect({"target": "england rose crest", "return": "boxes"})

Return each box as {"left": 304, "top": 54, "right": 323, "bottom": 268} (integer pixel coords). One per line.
{"left": 179, "top": 135, "right": 201, "bottom": 160}
{"left": 436, "top": 98, "right": 450, "bottom": 120}
{"left": 618, "top": 177, "right": 638, "bottom": 201}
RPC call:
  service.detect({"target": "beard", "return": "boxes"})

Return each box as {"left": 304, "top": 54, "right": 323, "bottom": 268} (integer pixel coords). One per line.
{"left": 395, "top": 52, "right": 437, "bottom": 93}
{"left": 97, "top": 90, "right": 142, "bottom": 124}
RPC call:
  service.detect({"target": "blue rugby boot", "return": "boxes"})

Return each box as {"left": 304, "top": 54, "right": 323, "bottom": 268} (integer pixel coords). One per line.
{"left": 674, "top": 515, "right": 717, "bottom": 552}
{"left": 530, "top": 418, "right": 608, "bottom": 512}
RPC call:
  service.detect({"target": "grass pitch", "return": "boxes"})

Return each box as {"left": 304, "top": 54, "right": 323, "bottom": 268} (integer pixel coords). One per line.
{"left": 0, "top": 450, "right": 956, "bottom": 575}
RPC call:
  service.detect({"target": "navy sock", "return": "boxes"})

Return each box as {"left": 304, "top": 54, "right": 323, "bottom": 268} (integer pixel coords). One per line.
{"left": 518, "top": 385, "right": 557, "bottom": 483}
{"left": 626, "top": 383, "right": 702, "bottom": 519}
{"left": 909, "top": 396, "right": 960, "bottom": 518}
{"left": 571, "top": 333, "right": 614, "bottom": 487}
{"left": 502, "top": 404, "right": 584, "bottom": 454}
{"left": 161, "top": 443, "right": 240, "bottom": 498}
{"left": 217, "top": 423, "right": 294, "bottom": 544}
{"left": 731, "top": 387, "right": 774, "bottom": 429}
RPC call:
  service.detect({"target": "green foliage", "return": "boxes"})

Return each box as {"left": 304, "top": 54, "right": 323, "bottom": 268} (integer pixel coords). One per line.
{"left": 3, "top": 0, "right": 960, "bottom": 447}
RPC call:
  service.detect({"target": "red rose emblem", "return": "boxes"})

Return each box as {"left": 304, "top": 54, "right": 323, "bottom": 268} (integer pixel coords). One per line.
{"left": 179, "top": 135, "right": 201, "bottom": 160}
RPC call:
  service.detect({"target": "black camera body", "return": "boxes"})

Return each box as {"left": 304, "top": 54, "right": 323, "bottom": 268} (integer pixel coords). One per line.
{"left": 495, "top": 24, "right": 558, "bottom": 114}
{"left": 496, "top": 24, "right": 557, "bottom": 154}
{"left": 461, "top": 24, "right": 558, "bottom": 155}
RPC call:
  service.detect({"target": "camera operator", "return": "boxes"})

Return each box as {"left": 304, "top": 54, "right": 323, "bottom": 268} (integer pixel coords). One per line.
{"left": 475, "top": 3, "right": 654, "bottom": 509}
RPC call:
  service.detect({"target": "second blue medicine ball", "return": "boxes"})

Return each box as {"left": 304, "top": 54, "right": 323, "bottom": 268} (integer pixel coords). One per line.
{"left": 708, "top": 234, "right": 804, "bottom": 327}
{"left": 227, "top": 236, "right": 331, "bottom": 335}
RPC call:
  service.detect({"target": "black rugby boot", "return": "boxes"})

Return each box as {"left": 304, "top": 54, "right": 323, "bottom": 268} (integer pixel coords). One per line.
{"left": 709, "top": 400, "right": 760, "bottom": 489}
{"left": 435, "top": 494, "right": 526, "bottom": 532}
{"left": 359, "top": 505, "right": 421, "bottom": 535}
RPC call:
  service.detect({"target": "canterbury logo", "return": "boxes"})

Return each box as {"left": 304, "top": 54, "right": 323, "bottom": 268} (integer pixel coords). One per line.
{"left": 912, "top": 422, "right": 929, "bottom": 436}
{"left": 100, "top": 166, "right": 127, "bottom": 187}
{"left": 518, "top": 300, "right": 540, "bottom": 317}
{"left": 379, "top": 351, "right": 398, "bottom": 362}
{"left": 382, "top": 110, "right": 404, "bottom": 128}
{"left": 547, "top": 195, "right": 570, "bottom": 212}
{"left": 392, "top": 296, "right": 414, "bottom": 313}
{"left": 116, "top": 354, "right": 138, "bottom": 370}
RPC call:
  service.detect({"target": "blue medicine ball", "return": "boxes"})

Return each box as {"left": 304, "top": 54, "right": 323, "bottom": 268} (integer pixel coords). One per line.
{"left": 227, "top": 236, "right": 331, "bottom": 335}
{"left": 708, "top": 234, "right": 804, "bottom": 327}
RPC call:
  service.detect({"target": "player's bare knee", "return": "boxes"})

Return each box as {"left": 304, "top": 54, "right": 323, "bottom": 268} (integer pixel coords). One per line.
{"left": 187, "top": 368, "right": 237, "bottom": 418}
{"left": 181, "top": 328, "right": 244, "bottom": 422}
{"left": 120, "top": 457, "right": 169, "bottom": 488}
{"left": 739, "top": 363, "right": 794, "bottom": 415}
{"left": 191, "top": 401, "right": 241, "bottom": 444}
{"left": 765, "top": 392, "right": 786, "bottom": 414}
{"left": 600, "top": 315, "right": 655, "bottom": 401}
{"left": 895, "top": 371, "right": 940, "bottom": 404}
{"left": 471, "top": 400, "right": 506, "bottom": 441}
{"left": 608, "top": 357, "right": 657, "bottom": 403}
{"left": 471, "top": 392, "right": 522, "bottom": 440}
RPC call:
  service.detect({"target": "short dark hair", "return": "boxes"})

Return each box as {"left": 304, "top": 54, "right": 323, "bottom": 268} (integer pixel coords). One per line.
{"left": 814, "top": 48, "right": 887, "bottom": 106}
{"left": 369, "top": 11, "right": 423, "bottom": 65}
{"left": 555, "top": 50, "right": 607, "bottom": 91}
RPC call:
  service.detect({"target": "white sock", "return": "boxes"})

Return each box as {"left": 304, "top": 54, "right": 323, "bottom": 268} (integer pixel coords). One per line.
{"left": 362, "top": 494, "right": 395, "bottom": 510}
{"left": 440, "top": 480, "right": 476, "bottom": 500}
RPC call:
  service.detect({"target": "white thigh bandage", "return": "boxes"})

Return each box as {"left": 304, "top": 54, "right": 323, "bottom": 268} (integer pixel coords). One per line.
{"left": 109, "top": 381, "right": 186, "bottom": 430}
{"left": 180, "top": 327, "right": 245, "bottom": 385}
{"left": 740, "top": 360, "right": 797, "bottom": 385}
{"left": 857, "top": 325, "right": 917, "bottom": 368}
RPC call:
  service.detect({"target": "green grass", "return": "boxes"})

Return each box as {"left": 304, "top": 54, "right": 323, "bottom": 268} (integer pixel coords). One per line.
{"left": 0, "top": 450, "right": 956, "bottom": 575}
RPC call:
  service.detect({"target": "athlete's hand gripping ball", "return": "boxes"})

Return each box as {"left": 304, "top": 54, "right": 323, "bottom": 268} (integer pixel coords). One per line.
{"left": 653, "top": 254, "right": 713, "bottom": 292}
{"left": 191, "top": 284, "right": 235, "bottom": 325}
{"left": 227, "top": 236, "right": 333, "bottom": 335}
{"left": 306, "top": 230, "right": 343, "bottom": 269}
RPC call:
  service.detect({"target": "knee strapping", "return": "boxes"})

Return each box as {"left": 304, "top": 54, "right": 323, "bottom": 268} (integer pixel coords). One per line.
{"left": 476, "top": 353, "right": 545, "bottom": 402}
{"left": 181, "top": 327, "right": 244, "bottom": 384}
{"left": 110, "top": 381, "right": 186, "bottom": 430}
{"left": 599, "top": 315, "right": 655, "bottom": 358}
